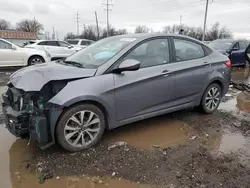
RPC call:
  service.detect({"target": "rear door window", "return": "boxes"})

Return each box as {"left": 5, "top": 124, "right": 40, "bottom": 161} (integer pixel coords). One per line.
{"left": 173, "top": 39, "right": 205, "bottom": 62}
{"left": 67, "top": 40, "right": 79, "bottom": 45}
{"left": 46, "top": 41, "right": 59, "bottom": 46}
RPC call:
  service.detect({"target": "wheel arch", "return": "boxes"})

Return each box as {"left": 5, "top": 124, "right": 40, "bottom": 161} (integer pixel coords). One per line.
{"left": 207, "top": 78, "right": 225, "bottom": 94}
{"left": 27, "top": 55, "right": 45, "bottom": 65}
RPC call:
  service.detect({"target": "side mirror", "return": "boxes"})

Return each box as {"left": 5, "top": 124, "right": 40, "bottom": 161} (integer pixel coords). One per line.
{"left": 68, "top": 45, "right": 73, "bottom": 49}
{"left": 113, "top": 59, "right": 140, "bottom": 73}
{"left": 11, "top": 45, "right": 17, "bottom": 50}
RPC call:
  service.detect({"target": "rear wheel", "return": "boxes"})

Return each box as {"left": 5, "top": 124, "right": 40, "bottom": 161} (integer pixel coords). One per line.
{"left": 56, "top": 104, "right": 105, "bottom": 152}
{"left": 28, "top": 56, "right": 44, "bottom": 66}
{"left": 201, "top": 83, "right": 222, "bottom": 114}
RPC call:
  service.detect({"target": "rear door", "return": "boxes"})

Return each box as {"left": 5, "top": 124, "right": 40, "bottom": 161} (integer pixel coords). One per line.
{"left": 170, "top": 37, "right": 213, "bottom": 107}
{"left": 231, "top": 41, "right": 246, "bottom": 66}
{"left": 113, "top": 37, "right": 176, "bottom": 121}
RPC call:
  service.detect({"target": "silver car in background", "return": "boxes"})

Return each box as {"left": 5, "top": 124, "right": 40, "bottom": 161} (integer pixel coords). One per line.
{"left": 2, "top": 34, "right": 231, "bottom": 152}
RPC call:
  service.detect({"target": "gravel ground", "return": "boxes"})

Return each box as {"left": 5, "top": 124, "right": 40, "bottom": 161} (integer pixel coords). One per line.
{"left": 32, "top": 110, "right": 250, "bottom": 188}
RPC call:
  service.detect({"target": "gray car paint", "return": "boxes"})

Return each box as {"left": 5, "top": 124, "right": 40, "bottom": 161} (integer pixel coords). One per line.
{"left": 9, "top": 34, "right": 230, "bottom": 131}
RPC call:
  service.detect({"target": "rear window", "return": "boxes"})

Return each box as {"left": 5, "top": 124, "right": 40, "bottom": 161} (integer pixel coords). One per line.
{"left": 67, "top": 40, "right": 79, "bottom": 45}
{"left": 208, "top": 41, "right": 233, "bottom": 51}
{"left": 81, "top": 41, "right": 91, "bottom": 45}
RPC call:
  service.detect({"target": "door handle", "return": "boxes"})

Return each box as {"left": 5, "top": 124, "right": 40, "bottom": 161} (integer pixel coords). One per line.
{"left": 204, "top": 62, "right": 211, "bottom": 67}
{"left": 161, "top": 70, "right": 172, "bottom": 76}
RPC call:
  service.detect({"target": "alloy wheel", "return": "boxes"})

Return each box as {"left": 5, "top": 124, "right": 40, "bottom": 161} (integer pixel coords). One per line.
{"left": 31, "top": 58, "right": 43, "bottom": 65}
{"left": 205, "top": 87, "right": 220, "bottom": 111}
{"left": 64, "top": 110, "right": 101, "bottom": 147}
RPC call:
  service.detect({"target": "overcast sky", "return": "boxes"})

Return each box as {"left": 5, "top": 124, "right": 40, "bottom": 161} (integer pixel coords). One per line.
{"left": 0, "top": 0, "right": 249, "bottom": 39}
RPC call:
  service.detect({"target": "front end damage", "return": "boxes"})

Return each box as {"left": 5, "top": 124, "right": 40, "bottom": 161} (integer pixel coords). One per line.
{"left": 1, "top": 81, "right": 66, "bottom": 149}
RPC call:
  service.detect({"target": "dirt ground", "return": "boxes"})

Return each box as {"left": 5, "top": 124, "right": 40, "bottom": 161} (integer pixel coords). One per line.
{"left": 0, "top": 68, "right": 250, "bottom": 188}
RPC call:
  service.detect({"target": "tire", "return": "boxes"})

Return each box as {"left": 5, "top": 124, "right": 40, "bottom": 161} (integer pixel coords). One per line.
{"left": 201, "top": 83, "right": 222, "bottom": 114}
{"left": 56, "top": 104, "right": 105, "bottom": 152}
{"left": 28, "top": 56, "right": 45, "bottom": 66}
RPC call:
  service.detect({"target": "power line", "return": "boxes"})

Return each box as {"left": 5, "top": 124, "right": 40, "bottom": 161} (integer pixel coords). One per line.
{"left": 102, "top": 0, "right": 113, "bottom": 37}
{"left": 76, "top": 10, "right": 80, "bottom": 35}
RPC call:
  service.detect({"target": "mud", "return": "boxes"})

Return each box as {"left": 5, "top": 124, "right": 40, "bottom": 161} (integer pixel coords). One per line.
{"left": 0, "top": 69, "right": 250, "bottom": 188}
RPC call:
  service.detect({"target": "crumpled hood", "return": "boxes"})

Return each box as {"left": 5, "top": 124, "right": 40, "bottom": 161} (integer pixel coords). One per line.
{"left": 10, "top": 62, "right": 97, "bottom": 91}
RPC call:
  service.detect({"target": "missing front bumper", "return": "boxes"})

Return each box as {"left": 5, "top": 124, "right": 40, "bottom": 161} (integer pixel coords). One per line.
{"left": 2, "top": 93, "right": 50, "bottom": 144}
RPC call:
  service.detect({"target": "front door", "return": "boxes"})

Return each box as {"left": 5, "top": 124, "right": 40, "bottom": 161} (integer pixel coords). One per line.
{"left": 230, "top": 42, "right": 246, "bottom": 66}
{"left": 113, "top": 38, "right": 175, "bottom": 121}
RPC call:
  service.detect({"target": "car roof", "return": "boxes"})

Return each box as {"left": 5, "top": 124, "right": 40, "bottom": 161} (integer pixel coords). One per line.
{"left": 102, "top": 33, "right": 205, "bottom": 43}
{"left": 66, "top": 39, "right": 94, "bottom": 42}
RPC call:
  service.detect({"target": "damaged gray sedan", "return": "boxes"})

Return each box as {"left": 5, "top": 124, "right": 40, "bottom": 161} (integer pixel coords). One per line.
{"left": 2, "top": 34, "right": 231, "bottom": 152}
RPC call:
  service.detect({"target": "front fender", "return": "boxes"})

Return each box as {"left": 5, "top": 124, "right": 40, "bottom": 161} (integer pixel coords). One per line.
{"left": 49, "top": 74, "right": 117, "bottom": 129}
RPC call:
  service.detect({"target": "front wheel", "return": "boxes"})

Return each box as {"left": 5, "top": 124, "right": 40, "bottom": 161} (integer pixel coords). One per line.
{"left": 56, "top": 104, "right": 105, "bottom": 152}
{"left": 201, "top": 83, "right": 222, "bottom": 114}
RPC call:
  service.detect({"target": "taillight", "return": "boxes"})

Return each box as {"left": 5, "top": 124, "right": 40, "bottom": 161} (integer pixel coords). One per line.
{"left": 225, "top": 60, "right": 232, "bottom": 68}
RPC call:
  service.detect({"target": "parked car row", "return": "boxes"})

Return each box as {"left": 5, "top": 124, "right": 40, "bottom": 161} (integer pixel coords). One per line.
{"left": 25, "top": 40, "right": 81, "bottom": 61}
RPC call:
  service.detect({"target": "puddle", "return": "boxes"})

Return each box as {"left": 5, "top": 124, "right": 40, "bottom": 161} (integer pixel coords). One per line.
{"left": 218, "top": 129, "right": 250, "bottom": 165}
{"left": 1, "top": 124, "right": 157, "bottom": 188}
{"left": 105, "top": 116, "right": 191, "bottom": 150}
{"left": 10, "top": 176, "right": 156, "bottom": 188}
{"left": 231, "top": 67, "right": 250, "bottom": 83}
{"left": 0, "top": 125, "right": 16, "bottom": 188}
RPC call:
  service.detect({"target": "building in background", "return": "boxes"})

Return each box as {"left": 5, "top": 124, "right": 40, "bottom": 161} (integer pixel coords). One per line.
{"left": 0, "top": 30, "right": 36, "bottom": 46}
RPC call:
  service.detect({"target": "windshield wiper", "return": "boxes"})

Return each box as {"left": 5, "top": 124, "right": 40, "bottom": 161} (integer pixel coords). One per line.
{"left": 64, "top": 60, "right": 84, "bottom": 68}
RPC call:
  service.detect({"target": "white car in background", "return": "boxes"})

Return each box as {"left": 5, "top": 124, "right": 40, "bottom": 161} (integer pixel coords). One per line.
{"left": 25, "top": 40, "right": 80, "bottom": 61}
{"left": 66, "top": 39, "right": 95, "bottom": 49}
{"left": 0, "top": 38, "right": 50, "bottom": 67}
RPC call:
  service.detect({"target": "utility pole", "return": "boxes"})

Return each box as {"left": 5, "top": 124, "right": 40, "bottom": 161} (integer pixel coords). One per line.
{"left": 52, "top": 27, "right": 55, "bottom": 40}
{"left": 103, "top": 0, "right": 113, "bottom": 37}
{"left": 180, "top": 15, "right": 183, "bottom": 27}
{"left": 76, "top": 10, "right": 80, "bottom": 36}
{"left": 202, "top": 0, "right": 209, "bottom": 41}
{"left": 95, "top": 11, "right": 100, "bottom": 40}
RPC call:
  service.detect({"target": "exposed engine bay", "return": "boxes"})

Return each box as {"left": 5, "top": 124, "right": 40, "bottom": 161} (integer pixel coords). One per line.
{"left": 2, "top": 80, "right": 68, "bottom": 148}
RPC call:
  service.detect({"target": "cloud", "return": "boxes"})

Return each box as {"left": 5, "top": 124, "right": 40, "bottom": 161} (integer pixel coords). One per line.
{"left": 0, "top": 1, "right": 30, "bottom": 14}
{"left": 33, "top": 4, "right": 52, "bottom": 14}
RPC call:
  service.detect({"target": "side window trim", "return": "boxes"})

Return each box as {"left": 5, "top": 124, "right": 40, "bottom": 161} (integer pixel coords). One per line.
{"left": 171, "top": 36, "right": 206, "bottom": 63}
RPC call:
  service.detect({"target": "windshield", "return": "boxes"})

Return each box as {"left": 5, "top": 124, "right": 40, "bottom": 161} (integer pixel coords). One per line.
{"left": 65, "top": 36, "right": 137, "bottom": 68}
{"left": 67, "top": 40, "right": 79, "bottom": 45}
{"left": 208, "top": 40, "right": 233, "bottom": 51}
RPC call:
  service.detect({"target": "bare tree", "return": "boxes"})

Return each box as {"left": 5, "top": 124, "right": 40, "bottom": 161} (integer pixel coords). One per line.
{"left": 0, "top": 19, "right": 10, "bottom": 30}
{"left": 163, "top": 22, "right": 232, "bottom": 41}
{"left": 135, "top": 25, "right": 150, "bottom": 33}
{"left": 80, "top": 25, "right": 98, "bottom": 41}
{"left": 16, "top": 19, "right": 43, "bottom": 34}
{"left": 65, "top": 32, "right": 76, "bottom": 40}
